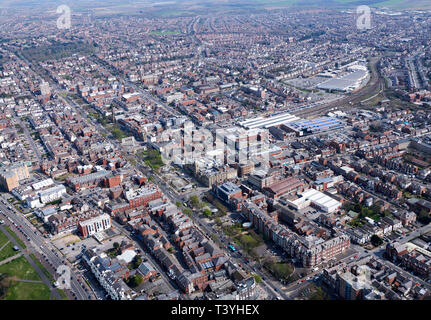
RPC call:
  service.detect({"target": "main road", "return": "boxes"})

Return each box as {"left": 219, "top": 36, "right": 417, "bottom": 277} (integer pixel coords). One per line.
{"left": 0, "top": 195, "right": 91, "bottom": 300}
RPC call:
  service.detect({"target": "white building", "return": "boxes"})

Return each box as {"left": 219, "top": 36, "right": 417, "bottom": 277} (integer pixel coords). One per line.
{"left": 32, "top": 178, "right": 54, "bottom": 191}
{"left": 287, "top": 188, "right": 341, "bottom": 213}
{"left": 38, "top": 184, "right": 67, "bottom": 204}
{"left": 82, "top": 249, "right": 132, "bottom": 300}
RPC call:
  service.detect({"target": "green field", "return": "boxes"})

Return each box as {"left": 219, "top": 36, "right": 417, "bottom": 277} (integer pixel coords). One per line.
{"left": 58, "top": 289, "right": 68, "bottom": 300}
{"left": 29, "top": 254, "right": 53, "bottom": 282}
{"left": 150, "top": 30, "right": 181, "bottom": 36}
{"left": 142, "top": 149, "right": 165, "bottom": 172}
{"left": 0, "top": 242, "right": 18, "bottom": 262}
{"left": 1, "top": 280, "right": 50, "bottom": 300}
{"left": 0, "top": 256, "right": 41, "bottom": 281}
{"left": 4, "top": 226, "right": 26, "bottom": 249}
{"left": 0, "top": 230, "right": 9, "bottom": 247}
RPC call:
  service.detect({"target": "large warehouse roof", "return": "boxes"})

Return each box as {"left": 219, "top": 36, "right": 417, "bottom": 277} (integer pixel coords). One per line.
{"left": 287, "top": 117, "right": 344, "bottom": 133}
{"left": 239, "top": 112, "right": 300, "bottom": 129}
{"left": 317, "top": 69, "right": 368, "bottom": 92}
{"left": 300, "top": 188, "right": 341, "bottom": 213}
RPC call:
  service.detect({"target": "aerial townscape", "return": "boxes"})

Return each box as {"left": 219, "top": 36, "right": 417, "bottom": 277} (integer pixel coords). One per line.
{"left": 0, "top": 0, "right": 431, "bottom": 304}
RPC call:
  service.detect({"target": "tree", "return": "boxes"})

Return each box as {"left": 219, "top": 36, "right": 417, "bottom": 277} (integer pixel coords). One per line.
{"left": 309, "top": 286, "right": 328, "bottom": 300}
{"left": 183, "top": 208, "right": 193, "bottom": 217}
{"left": 203, "top": 208, "right": 212, "bottom": 218}
{"left": 127, "top": 274, "right": 144, "bottom": 288}
{"left": 132, "top": 255, "right": 142, "bottom": 269}
{"left": 113, "top": 242, "right": 120, "bottom": 249}
{"left": 371, "top": 203, "right": 382, "bottom": 215}
{"left": 252, "top": 274, "right": 262, "bottom": 284}
{"left": 418, "top": 209, "right": 431, "bottom": 224}
{"left": 214, "top": 217, "right": 222, "bottom": 226}
{"left": 175, "top": 201, "right": 182, "bottom": 208}
{"left": 371, "top": 235, "right": 383, "bottom": 247}
{"left": 189, "top": 195, "right": 202, "bottom": 209}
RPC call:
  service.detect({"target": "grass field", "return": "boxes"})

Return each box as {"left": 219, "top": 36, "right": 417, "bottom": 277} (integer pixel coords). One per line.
{"left": 0, "top": 230, "right": 9, "bottom": 247}
{"left": 0, "top": 242, "right": 18, "bottom": 262}
{"left": 57, "top": 288, "right": 68, "bottom": 300}
{"left": 150, "top": 30, "right": 181, "bottom": 36}
{"left": 29, "top": 253, "right": 53, "bottom": 282}
{"left": 4, "top": 226, "right": 26, "bottom": 249}
{"left": 2, "top": 280, "right": 50, "bottom": 300}
{"left": 0, "top": 256, "right": 41, "bottom": 281}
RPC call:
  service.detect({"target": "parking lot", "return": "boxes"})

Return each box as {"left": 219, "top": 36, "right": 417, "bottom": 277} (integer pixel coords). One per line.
{"left": 52, "top": 233, "right": 129, "bottom": 262}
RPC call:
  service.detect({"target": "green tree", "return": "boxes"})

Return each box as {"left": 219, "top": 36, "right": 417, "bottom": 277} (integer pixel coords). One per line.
{"left": 418, "top": 209, "right": 431, "bottom": 224}
{"left": 370, "top": 235, "right": 383, "bottom": 247}
{"left": 189, "top": 195, "right": 202, "bottom": 209}
{"left": 252, "top": 274, "right": 262, "bottom": 284}
{"left": 309, "top": 286, "right": 328, "bottom": 300}
{"left": 203, "top": 208, "right": 212, "bottom": 218}
{"left": 183, "top": 208, "right": 193, "bottom": 217}
{"left": 132, "top": 255, "right": 142, "bottom": 269}
{"left": 127, "top": 274, "right": 144, "bottom": 288}
{"left": 214, "top": 217, "right": 222, "bottom": 226}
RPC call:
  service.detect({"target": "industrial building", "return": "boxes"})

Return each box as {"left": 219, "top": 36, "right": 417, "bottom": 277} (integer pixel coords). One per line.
{"left": 286, "top": 117, "right": 344, "bottom": 136}
{"left": 238, "top": 112, "right": 300, "bottom": 129}
{"left": 285, "top": 188, "right": 341, "bottom": 213}
{"left": 317, "top": 69, "right": 368, "bottom": 92}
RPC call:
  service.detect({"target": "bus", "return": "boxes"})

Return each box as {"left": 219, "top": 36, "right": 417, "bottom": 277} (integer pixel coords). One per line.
{"left": 228, "top": 244, "right": 237, "bottom": 252}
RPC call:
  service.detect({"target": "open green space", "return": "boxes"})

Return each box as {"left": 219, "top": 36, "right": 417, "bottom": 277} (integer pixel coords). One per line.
{"left": 263, "top": 258, "right": 294, "bottom": 282}
{"left": 106, "top": 124, "right": 128, "bottom": 141}
{"left": 0, "top": 256, "right": 41, "bottom": 281}
{"left": 223, "top": 223, "right": 264, "bottom": 258}
{"left": 29, "top": 253, "right": 53, "bottom": 282}
{"left": 0, "top": 230, "right": 9, "bottom": 247}
{"left": 1, "top": 279, "right": 50, "bottom": 300}
{"left": 0, "top": 242, "right": 18, "bottom": 262}
{"left": 203, "top": 193, "right": 228, "bottom": 217}
{"left": 20, "top": 40, "right": 96, "bottom": 62}
{"left": 344, "top": 202, "right": 390, "bottom": 227}
{"left": 142, "top": 149, "right": 165, "bottom": 172}
{"left": 57, "top": 288, "right": 68, "bottom": 300}
{"left": 150, "top": 30, "right": 181, "bottom": 36}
